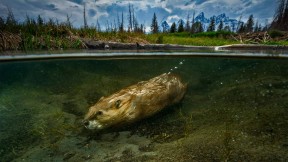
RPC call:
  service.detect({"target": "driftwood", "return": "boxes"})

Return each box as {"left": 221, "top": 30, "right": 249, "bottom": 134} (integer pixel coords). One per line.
{"left": 0, "top": 30, "right": 87, "bottom": 51}
{"left": 0, "top": 31, "right": 22, "bottom": 51}
{"left": 81, "top": 39, "right": 212, "bottom": 50}
{"left": 231, "top": 32, "right": 288, "bottom": 44}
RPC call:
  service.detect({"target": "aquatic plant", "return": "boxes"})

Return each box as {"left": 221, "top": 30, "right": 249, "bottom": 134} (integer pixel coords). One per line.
{"left": 178, "top": 108, "right": 193, "bottom": 137}
{"left": 222, "top": 124, "right": 234, "bottom": 162}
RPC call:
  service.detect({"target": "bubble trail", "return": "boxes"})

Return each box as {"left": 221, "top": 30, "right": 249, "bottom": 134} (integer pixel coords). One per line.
{"left": 168, "top": 59, "right": 185, "bottom": 74}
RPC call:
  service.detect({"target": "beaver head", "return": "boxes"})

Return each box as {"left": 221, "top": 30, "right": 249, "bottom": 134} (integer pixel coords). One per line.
{"left": 83, "top": 91, "right": 138, "bottom": 130}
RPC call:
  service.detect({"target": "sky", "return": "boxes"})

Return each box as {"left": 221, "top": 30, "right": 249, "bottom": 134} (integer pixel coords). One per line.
{"left": 0, "top": 0, "right": 277, "bottom": 30}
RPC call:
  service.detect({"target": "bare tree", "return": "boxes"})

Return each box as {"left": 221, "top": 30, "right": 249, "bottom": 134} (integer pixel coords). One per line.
{"left": 118, "top": 12, "right": 124, "bottom": 32}
{"left": 117, "top": 12, "right": 121, "bottom": 31}
{"left": 65, "top": 14, "right": 72, "bottom": 29}
{"left": 236, "top": 14, "right": 243, "bottom": 32}
{"left": 185, "top": 13, "right": 191, "bottom": 32}
{"left": 83, "top": 3, "right": 88, "bottom": 29}
{"left": 5, "top": 7, "right": 17, "bottom": 26}
{"left": 96, "top": 19, "right": 101, "bottom": 31}
{"left": 271, "top": 0, "right": 288, "bottom": 30}
{"left": 128, "top": 3, "right": 133, "bottom": 32}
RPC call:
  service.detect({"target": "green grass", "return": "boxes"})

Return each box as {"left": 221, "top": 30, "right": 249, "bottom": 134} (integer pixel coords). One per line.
{"left": 146, "top": 33, "right": 238, "bottom": 46}
{"left": 264, "top": 40, "right": 288, "bottom": 45}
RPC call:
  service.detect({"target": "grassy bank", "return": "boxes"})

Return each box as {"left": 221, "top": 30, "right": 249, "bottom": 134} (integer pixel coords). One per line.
{"left": 0, "top": 13, "right": 287, "bottom": 52}
{"left": 146, "top": 32, "right": 239, "bottom": 46}
{"left": 1, "top": 29, "right": 288, "bottom": 52}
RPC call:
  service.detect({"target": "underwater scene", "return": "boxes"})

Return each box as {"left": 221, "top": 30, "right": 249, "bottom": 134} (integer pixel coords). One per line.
{"left": 0, "top": 54, "right": 288, "bottom": 161}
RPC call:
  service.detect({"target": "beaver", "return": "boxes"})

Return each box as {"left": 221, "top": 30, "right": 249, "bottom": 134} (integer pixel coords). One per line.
{"left": 83, "top": 73, "right": 187, "bottom": 130}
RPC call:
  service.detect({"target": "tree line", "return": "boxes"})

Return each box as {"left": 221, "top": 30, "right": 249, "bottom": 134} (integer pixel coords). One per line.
{"left": 149, "top": 0, "right": 288, "bottom": 34}
{"left": 150, "top": 12, "right": 275, "bottom": 34}
{"left": 25, "top": 1, "right": 288, "bottom": 34}
{"left": 1, "top": 1, "right": 287, "bottom": 36}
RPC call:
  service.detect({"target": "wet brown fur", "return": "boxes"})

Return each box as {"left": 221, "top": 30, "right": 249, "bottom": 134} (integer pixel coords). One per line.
{"left": 83, "top": 73, "right": 187, "bottom": 130}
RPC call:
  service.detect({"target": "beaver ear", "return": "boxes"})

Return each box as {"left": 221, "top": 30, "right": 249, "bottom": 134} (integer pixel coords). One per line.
{"left": 99, "top": 96, "right": 104, "bottom": 101}
{"left": 115, "top": 100, "right": 121, "bottom": 109}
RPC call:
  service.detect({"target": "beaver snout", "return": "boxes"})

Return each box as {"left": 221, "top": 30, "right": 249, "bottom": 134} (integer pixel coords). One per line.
{"left": 82, "top": 120, "right": 89, "bottom": 128}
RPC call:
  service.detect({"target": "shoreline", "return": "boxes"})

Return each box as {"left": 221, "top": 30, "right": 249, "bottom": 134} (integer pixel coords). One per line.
{"left": 1, "top": 41, "right": 288, "bottom": 57}
{"left": 82, "top": 39, "right": 288, "bottom": 51}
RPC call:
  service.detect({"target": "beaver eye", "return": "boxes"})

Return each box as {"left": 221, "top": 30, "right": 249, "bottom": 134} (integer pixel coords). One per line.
{"left": 96, "top": 111, "right": 103, "bottom": 116}
{"left": 115, "top": 100, "right": 121, "bottom": 109}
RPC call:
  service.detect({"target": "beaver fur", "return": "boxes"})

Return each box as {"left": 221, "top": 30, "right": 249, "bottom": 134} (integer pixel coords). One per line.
{"left": 83, "top": 73, "right": 187, "bottom": 130}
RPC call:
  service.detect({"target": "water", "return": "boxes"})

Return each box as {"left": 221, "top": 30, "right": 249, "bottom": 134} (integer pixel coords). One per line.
{"left": 1, "top": 53, "right": 288, "bottom": 161}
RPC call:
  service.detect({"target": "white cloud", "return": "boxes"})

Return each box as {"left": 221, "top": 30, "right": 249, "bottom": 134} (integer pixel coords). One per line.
{"left": 166, "top": 15, "right": 181, "bottom": 25}
{"left": 0, "top": 0, "right": 276, "bottom": 28}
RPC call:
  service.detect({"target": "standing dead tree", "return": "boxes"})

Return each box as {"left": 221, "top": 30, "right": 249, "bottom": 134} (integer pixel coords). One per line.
{"left": 270, "top": 0, "right": 288, "bottom": 30}
{"left": 83, "top": 3, "right": 88, "bottom": 29}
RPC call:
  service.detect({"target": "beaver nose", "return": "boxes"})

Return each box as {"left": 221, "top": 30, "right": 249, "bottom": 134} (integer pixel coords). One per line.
{"left": 83, "top": 120, "right": 89, "bottom": 127}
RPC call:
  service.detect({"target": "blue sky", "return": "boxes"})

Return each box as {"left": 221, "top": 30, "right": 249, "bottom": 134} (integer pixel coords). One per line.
{"left": 0, "top": 0, "right": 276, "bottom": 30}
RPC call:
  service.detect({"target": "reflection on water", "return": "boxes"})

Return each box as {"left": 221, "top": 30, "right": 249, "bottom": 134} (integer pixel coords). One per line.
{"left": 0, "top": 55, "right": 288, "bottom": 161}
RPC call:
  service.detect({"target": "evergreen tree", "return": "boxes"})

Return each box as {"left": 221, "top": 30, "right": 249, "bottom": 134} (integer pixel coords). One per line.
{"left": 120, "top": 12, "right": 124, "bottom": 32}
{"left": 170, "top": 22, "right": 176, "bottom": 33}
{"left": 140, "top": 24, "right": 145, "bottom": 33}
{"left": 224, "top": 26, "right": 231, "bottom": 32}
{"left": 117, "top": 12, "right": 124, "bottom": 32}
{"left": 192, "top": 22, "right": 204, "bottom": 33}
{"left": 191, "top": 11, "right": 196, "bottom": 33}
{"left": 133, "top": 17, "right": 139, "bottom": 32}
{"left": 177, "top": 19, "right": 184, "bottom": 32}
{"left": 161, "top": 21, "right": 169, "bottom": 33}
{"left": 238, "top": 22, "right": 246, "bottom": 33}
{"left": 198, "top": 22, "right": 204, "bottom": 33}
{"left": 37, "top": 15, "right": 44, "bottom": 26}
{"left": 207, "top": 17, "right": 215, "bottom": 32}
{"left": 150, "top": 12, "right": 159, "bottom": 33}
{"left": 254, "top": 20, "right": 260, "bottom": 32}
{"left": 217, "top": 20, "right": 224, "bottom": 31}
{"left": 245, "top": 14, "right": 254, "bottom": 32}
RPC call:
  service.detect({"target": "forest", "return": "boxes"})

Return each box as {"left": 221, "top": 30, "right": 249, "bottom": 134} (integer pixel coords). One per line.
{"left": 0, "top": 0, "right": 287, "bottom": 51}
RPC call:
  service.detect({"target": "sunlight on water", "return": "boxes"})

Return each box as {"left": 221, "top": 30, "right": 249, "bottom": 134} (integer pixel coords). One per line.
{"left": 0, "top": 53, "right": 288, "bottom": 161}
